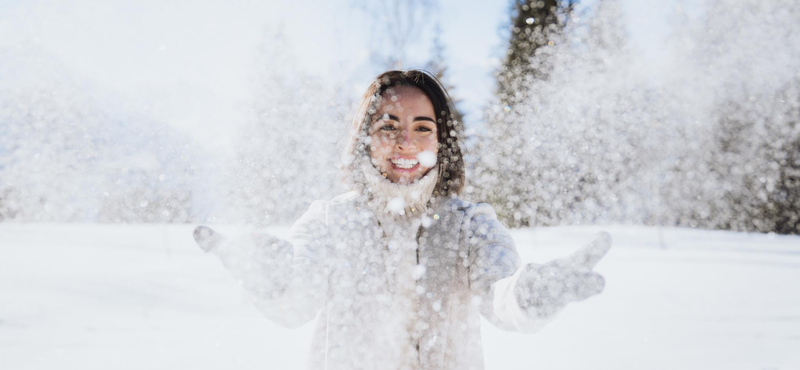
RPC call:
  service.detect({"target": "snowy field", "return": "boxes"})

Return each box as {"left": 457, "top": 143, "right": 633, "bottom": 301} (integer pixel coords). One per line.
{"left": 1, "top": 223, "right": 799, "bottom": 370}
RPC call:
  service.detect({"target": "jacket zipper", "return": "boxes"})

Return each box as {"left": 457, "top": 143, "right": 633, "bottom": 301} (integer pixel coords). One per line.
{"left": 416, "top": 226, "right": 421, "bottom": 264}
{"left": 415, "top": 225, "right": 421, "bottom": 358}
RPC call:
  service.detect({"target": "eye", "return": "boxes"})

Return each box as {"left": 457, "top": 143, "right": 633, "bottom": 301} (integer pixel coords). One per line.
{"left": 416, "top": 126, "right": 433, "bottom": 132}
{"left": 380, "top": 124, "right": 396, "bottom": 131}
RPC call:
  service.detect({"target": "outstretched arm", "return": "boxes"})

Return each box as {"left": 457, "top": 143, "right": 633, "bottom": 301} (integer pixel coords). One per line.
{"left": 491, "top": 232, "right": 610, "bottom": 333}
{"left": 193, "top": 201, "right": 329, "bottom": 328}
{"left": 466, "top": 204, "right": 611, "bottom": 333}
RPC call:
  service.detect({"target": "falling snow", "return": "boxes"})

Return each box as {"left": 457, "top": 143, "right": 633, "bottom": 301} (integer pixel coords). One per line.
{"left": 1, "top": 0, "right": 799, "bottom": 369}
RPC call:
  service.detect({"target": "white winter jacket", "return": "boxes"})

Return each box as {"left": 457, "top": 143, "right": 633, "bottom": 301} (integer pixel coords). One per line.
{"left": 215, "top": 191, "right": 553, "bottom": 370}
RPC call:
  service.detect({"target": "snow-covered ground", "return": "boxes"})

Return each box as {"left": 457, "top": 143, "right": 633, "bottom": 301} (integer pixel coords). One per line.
{"left": 1, "top": 224, "right": 798, "bottom": 369}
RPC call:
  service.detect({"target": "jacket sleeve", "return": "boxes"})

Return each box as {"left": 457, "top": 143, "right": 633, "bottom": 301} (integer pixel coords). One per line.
{"left": 465, "top": 203, "right": 555, "bottom": 333}
{"left": 214, "top": 200, "right": 329, "bottom": 328}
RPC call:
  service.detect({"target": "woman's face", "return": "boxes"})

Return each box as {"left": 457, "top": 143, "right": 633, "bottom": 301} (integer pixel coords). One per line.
{"left": 368, "top": 85, "right": 438, "bottom": 184}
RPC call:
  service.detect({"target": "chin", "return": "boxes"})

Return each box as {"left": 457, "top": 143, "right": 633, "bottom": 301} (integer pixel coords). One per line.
{"left": 394, "top": 171, "right": 429, "bottom": 184}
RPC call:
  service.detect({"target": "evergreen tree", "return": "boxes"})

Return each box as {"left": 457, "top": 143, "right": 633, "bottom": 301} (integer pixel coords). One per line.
{"left": 424, "top": 22, "right": 466, "bottom": 127}
{"left": 496, "top": 0, "right": 576, "bottom": 106}
{"left": 231, "top": 27, "right": 346, "bottom": 225}
{"left": 706, "top": 80, "right": 800, "bottom": 234}
{"left": 474, "top": 0, "right": 577, "bottom": 227}
{"left": 668, "top": 0, "right": 800, "bottom": 234}
{"left": 0, "top": 48, "right": 199, "bottom": 223}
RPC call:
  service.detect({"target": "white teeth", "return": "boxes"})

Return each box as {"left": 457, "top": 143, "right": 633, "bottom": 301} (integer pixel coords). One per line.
{"left": 390, "top": 158, "right": 418, "bottom": 169}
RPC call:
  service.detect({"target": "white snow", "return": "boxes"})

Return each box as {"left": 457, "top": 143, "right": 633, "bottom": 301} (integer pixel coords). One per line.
{"left": 387, "top": 197, "right": 406, "bottom": 214}
{"left": 1, "top": 224, "right": 798, "bottom": 369}
{"left": 417, "top": 151, "right": 437, "bottom": 168}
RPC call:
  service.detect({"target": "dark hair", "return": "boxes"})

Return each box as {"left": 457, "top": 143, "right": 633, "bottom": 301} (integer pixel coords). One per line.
{"left": 342, "top": 69, "right": 465, "bottom": 196}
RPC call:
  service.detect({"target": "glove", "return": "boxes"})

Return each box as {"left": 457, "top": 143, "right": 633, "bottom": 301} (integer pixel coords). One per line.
{"left": 193, "top": 225, "right": 225, "bottom": 254}
{"left": 515, "top": 231, "right": 611, "bottom": 318}
{"left": 192, "top": 225, "right": 293, "bottom": 266}
{"left": 192, "top": 225, "right": 295, "bottom": 302}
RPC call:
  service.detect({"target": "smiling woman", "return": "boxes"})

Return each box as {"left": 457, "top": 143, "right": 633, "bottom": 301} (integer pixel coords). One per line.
{"left": 367, "top": 85, "right": 439, "bottom": 184}
{"left": 343, "top": 69, "right": 465, "bottom": 198}
{"left": 193, "top": 69, "right": 611, "bottom": 370}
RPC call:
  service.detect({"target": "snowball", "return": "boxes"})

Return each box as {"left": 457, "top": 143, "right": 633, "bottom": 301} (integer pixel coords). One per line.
{"left": 387, "top": 197, "right": 405, "bottom": 214}
{"left": 421, "top": 216, "right": 433, "bottom": 228}
{"left": 412, "top": 264, "right": 427, "bottom": 280}
{"left": 417, "top": 151, "right": 437, "bottom": 167}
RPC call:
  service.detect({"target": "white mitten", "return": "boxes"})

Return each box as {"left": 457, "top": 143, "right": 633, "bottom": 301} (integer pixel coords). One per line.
{"left": 193, "top": 225, "right": 293, "bottom": 262}
{"left": 515, "top": 232, "right": 611, "bottom": 318}
{"left": 192, "top": 225, "right": 294, "bottom": 300}
{"left": 193, "top": 225, "right": 225, "bottom": 254}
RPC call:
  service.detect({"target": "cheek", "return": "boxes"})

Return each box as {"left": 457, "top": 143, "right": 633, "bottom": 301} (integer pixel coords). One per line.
{"left": 369, "top": 135, "right": 392, "bottom": 156}
{"left": 421, "top": 136, "right": 439, "bottom": 154}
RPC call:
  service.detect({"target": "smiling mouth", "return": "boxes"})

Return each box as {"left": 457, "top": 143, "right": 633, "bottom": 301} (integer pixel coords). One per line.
{"left": 390, "top": 158, "right": 419, "bottom": 170}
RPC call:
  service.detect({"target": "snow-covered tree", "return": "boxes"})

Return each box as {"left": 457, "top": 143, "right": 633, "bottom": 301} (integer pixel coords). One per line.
{"left": 473, "top": 0, "right": 800, "bottom": 234}
{"left": 666, "top": 0, "right": 800, "bottom": 234}
{"left": 424, "top": 22, "right": 465, "bottom": 123}
{"left": 475, "top": 0, "right": 622, "bottom": 228}
{"left": 0, "top": 47, "right": 200, "bottom": 223}
{"left": 230, "top": 27, "right": 348, "bottom": 225}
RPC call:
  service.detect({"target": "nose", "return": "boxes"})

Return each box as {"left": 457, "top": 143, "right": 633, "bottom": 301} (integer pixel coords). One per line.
{"left": 395, "top": 130, "right": 415, "bottom": 151}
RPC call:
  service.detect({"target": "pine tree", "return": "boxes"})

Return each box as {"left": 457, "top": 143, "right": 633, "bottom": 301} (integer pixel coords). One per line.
{"left": 231, "top": 27, "right": 346, "bottom": 225}
{"left": 424, "top": 22, "right": 465, "bottom": 125}
{"left": 673, "top": 0, "right": 800, "bottom": 234}
{"left": 496, "top": 0, "right": 576, "bottom": 106}
{"left": 474, "top": 0, "right": 576, "bottom": 227}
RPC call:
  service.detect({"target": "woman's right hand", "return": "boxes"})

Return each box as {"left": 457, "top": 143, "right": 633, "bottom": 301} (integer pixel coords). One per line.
{"left": 191, "top": 221, "right": 324, "bottom": 328}
{"left": 193, "top": 225, "right": 294, "bottom": 266}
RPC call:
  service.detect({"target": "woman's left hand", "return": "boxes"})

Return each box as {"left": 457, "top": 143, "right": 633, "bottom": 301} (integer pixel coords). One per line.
{"left": 193, "top": 225, "right": 225, "bottom": 254}
{"left": 514, "top": 232, "right": 612, "bottom": 318}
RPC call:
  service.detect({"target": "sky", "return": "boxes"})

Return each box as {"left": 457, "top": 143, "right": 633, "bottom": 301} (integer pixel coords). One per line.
{"left": 0, "top": 0, "right": 672, "bottom": 151}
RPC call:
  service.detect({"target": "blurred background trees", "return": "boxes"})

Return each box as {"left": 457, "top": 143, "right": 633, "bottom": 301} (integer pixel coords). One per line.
{"left": 1, "top": 0, "right": 798, "bottom": 235}
{"left": 0, "top": 49, "right": 201, "bottom": 223}
{"left": 470, "top": 0, "right": 800, "bottom": 234}
{"left": 229, "top": 27, "right": 348, "bottom": 225}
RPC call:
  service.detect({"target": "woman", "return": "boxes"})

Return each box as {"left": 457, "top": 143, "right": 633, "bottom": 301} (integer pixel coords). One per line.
{"left": 194, "top": 70, "right": 611, "bottom": 370}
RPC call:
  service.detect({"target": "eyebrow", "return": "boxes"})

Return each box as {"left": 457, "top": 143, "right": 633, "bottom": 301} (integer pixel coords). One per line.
{"left": 382, "top": 114, "right": 435, "bottom": 123}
